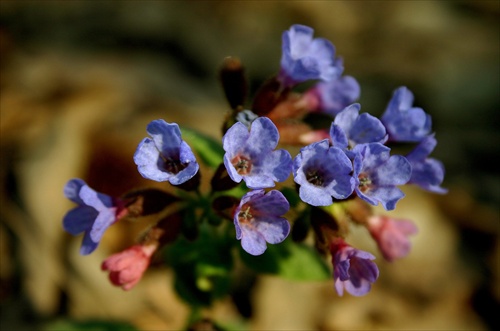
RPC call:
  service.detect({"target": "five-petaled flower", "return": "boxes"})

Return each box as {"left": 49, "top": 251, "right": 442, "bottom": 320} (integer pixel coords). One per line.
{"left": 278, "top": 24, "right": 343, "bottom": 87}
{"left": 134, "top": 119, "right": 199, "bottom": 185}
{"left": 223, "top": 117, "right": 292, "bottom": 189}
{"left": 234, "top": 189, "right": 290, "bottom": 256}
{"left": 381, "top": 86, "right": 432, "bottom": 142}
{"left": 330, "top": 238, "right": 379, "bottom": 296}
{"left": 406, "top": 134, "right": 448, "bottom": 194}
{"left": 367, "top": 215, "right": 418, "bottom": 262}
{"left": 101, "top": 244, "right": 157, "bottom": 290}
{"left": 352, "top": 143, "right": 411, "bottom": 210}
{"left": 293, "top": 139, "right": 355, "bottom": 206}
{"left": 63, "top": 179, "right": 127, "bottom": 255}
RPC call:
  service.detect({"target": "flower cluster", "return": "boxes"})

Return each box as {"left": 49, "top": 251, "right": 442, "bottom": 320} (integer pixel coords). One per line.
{"left": 62, "top": 23, "right": 447, "bottom": 309}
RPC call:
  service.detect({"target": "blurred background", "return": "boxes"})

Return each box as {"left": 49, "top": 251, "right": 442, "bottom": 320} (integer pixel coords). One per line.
{"left": 0, "top": 1, "right": 498, "bottom": 330}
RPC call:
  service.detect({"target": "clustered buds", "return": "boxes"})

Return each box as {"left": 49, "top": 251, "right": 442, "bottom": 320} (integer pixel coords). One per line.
{"left": 62, "top": 23, "right": 446, "bottom": 304}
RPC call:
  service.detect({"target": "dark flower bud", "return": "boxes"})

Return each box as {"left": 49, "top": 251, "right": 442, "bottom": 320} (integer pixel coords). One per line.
{"left": 310, "top": 206, "right": 339, "bottom": 254}
{"left": 251, "top": 76, "right": 290, "bottom": 116}
{"left": 175, "top": 170, "right": 201, "bottom": 192}
{"left": 291, "top": 207, "right": 311, "bottom": 242}
{"left": 211, "top": 195, "right": 240, "bottom": 221}
{"left": 210, "top": 163, "right": 241, "bottom": 192}
{"left": 122, "top": 188, "right": 180, "bottom": 218}
{"left": 219, "top": 57, "right": 248, "bottom": 110}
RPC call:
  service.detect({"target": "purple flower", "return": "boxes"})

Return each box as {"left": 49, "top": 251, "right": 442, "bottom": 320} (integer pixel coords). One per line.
{"left": 406, "top": 134, "right": 447, "bottom": 194}
{"left": 381, "top": 86, "right": 432, "bottom": 142}
{"left": 278, "top": 24, "right": 343, "bottom": 87}
{"left": 223, "top": 117, "right": 292, "bottom": 189}
{"left": 63, "top": 179, "right": 127, "bottom": 255}
{"left": 352, "top": 143, "right": 411, "bottom": 210}
{"left": 307, "top": 75, "right": 361, "bottom": 116}
{"left": 234, "top": 189, "right": 290, "bottom": 256}
{"left": 367, "top": 215, "right": 418, "bottom": 262}
{"left": 329, "top": 103, "right": 387, "bottom": 154}
{"left": 330, "top": 238, "right": 379, "bottom": 296}
{"left": 293, "top": 140, "right": 355, "bottom": 206}
{"left": 134, "top": 119, "right": 199, "bottom": 185}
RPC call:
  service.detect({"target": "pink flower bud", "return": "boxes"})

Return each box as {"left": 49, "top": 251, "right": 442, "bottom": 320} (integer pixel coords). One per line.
{"left": 101, "top": 244, "right": 156, "bottom": 290}
{"left": 367, "top": 215, "right": 418, "bottom": 262}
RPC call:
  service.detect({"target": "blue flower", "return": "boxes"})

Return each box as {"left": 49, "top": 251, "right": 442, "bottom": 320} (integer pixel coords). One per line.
{"left": 330, "top": 238, "right": 379, "bottom": 297}
{"left": 381, "top": 86, "right": 432, "bottom": 142}
{"left": 352, "top": 143, "right": 411, "bottom": 210}
{"left": 223, "top": 117, "right": 292, "bottom": 189}
{"left": 308, "top": 75, "right": 361, "bottom": 116}
{"left": 278, "top": 24, "right": 343, "bottom": 87}
{"left": 329, "top": 103, "right": 387, "bottom": 154}
{"left": 134, "top": 119, "right": 199, "bottom": 185}
{"left": 234, "top": 189, "right": 290, "bottom": 256}
{"left": 63, "top": 179, "right": 126, "bottom": 255}
{"left": 406, "top": 134, "right": 447, "bottom": 194}
{"left": 293, "top": 140, "right": 355, "bottom": 206}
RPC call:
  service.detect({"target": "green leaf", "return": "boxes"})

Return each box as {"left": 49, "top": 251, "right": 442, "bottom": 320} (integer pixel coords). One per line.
{"left": 164, "top": 223, "right": 234, "bottom": 307}
{"left": 280, "top": 186, "right": 301, "bottom": 208}
{"left": 239, "top": 238, "right": 331, "bottom": 281}
{"left": 181, "top": 127, "right": 224, "bottom": 168}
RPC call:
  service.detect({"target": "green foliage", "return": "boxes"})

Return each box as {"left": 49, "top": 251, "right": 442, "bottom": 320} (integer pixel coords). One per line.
{"left": 165, "top": 223, "right": 235, "bottom": 307}
{"left": 181, "top": 127, "right": 224, "bottom": 168}
{"left": 239, "top": 238, "right": 331, "bottom": 281}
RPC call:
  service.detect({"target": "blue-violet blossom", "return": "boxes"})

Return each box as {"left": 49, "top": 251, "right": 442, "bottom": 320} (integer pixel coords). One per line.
{"left": 223, "top": 117, "right": 292, "bottom": 189}
{"left": 134, "top": 119, "right": 199, "bottom": 185}
{"left": 330, "top": 238, "right": 379, "bottom": 296}
{"left": 278, "top": 24, "right": 343, "bottom": 87}
{"left": 234, "top": 189, "right": 290, "bottom": 256}
{"left": 63, "top": 179, "right": 127, "bottom": 255}
{"left": 329, "top": 103, "right": 387, "bottom": 155}
{"left": 406, "top": 134, "right": 447, "bottom": 194}
{"left": 293, "top": 139, "right": 355, "bottom": 206}
{"left": 306, "top": 75, "right": 361, "bottom": 116}
{"left": 381, "top": 86, "right": 432, "bottom": 142}
{"left": 352, "top": 143, "right": 411, "bottom": 210}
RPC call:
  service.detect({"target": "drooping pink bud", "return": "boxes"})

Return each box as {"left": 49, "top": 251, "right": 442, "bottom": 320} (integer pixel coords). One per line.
{"left": 367, "top": 215, "right": 418, "bottom": 262}
{"left": 101, "top": 244, "right": 156, "bottom": 290}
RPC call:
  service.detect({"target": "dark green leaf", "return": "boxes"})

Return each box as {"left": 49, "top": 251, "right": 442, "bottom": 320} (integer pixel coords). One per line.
{"left": 239, "top": 238, "right": 331, "bottom": 281}
{"left": 181, "top": 127, "right": 224, "bottom": 168}
{"left": 165, "top": 223, "right": 234, "bottom": 307}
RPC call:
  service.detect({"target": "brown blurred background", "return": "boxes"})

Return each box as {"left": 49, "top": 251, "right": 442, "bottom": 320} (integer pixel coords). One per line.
{"left": 0, "top": 1, "right": 498, "bottom": 330}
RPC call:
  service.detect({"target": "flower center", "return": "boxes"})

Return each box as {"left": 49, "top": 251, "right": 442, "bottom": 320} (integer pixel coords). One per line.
{"left": 358, "top": 173, "right": 372, "bottom": 193}
{"left": 238, "top": 206, "right": 253, "bottom": 224}
{"left": 306, "top": 170, "right": 324, "bottom": 186}
{"left": 160, "top": 156, "right": 187, "bottom": 174}
{"left": 231, "top": 155, "right": 252, "bottom": 175}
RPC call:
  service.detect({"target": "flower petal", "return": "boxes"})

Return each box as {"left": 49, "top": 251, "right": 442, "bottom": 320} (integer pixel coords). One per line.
{"left": 89, "top": 208, "right": 116, "bottom": 243}
{"left": 64, "top": 178, "right": 86, "bottom": 204}
{"left": 245, "top": 117, "right": 279, "bottom": 155}
{"left": 80, "top": 231, "right": 99, "bottom": 255}
{"left": 134, "top": 138, "right": 172, "bottom": 182}
{"left": 146, "top": 120, "right": 182, "bottom": 159}
{"left": 63, "top": 206, "right": 97, "bottom": 235}
{"left": 240, "top": 226, "right": 267, "bottom": 256}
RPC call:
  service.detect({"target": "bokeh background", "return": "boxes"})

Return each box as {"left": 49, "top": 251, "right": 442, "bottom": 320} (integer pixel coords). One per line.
{"left": 1, "top": 1, "right": 498, "bottom": 330}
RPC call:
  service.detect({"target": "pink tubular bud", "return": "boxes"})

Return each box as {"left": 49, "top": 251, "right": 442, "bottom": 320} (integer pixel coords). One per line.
{"left": 298, "top": 129, "right": 330, "bottom": 145}
{"left": 101, "top": 244, "right": 157, "bottom": 290}
{"left": 367, "top": 215, "right": 418, "bottom": 262}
